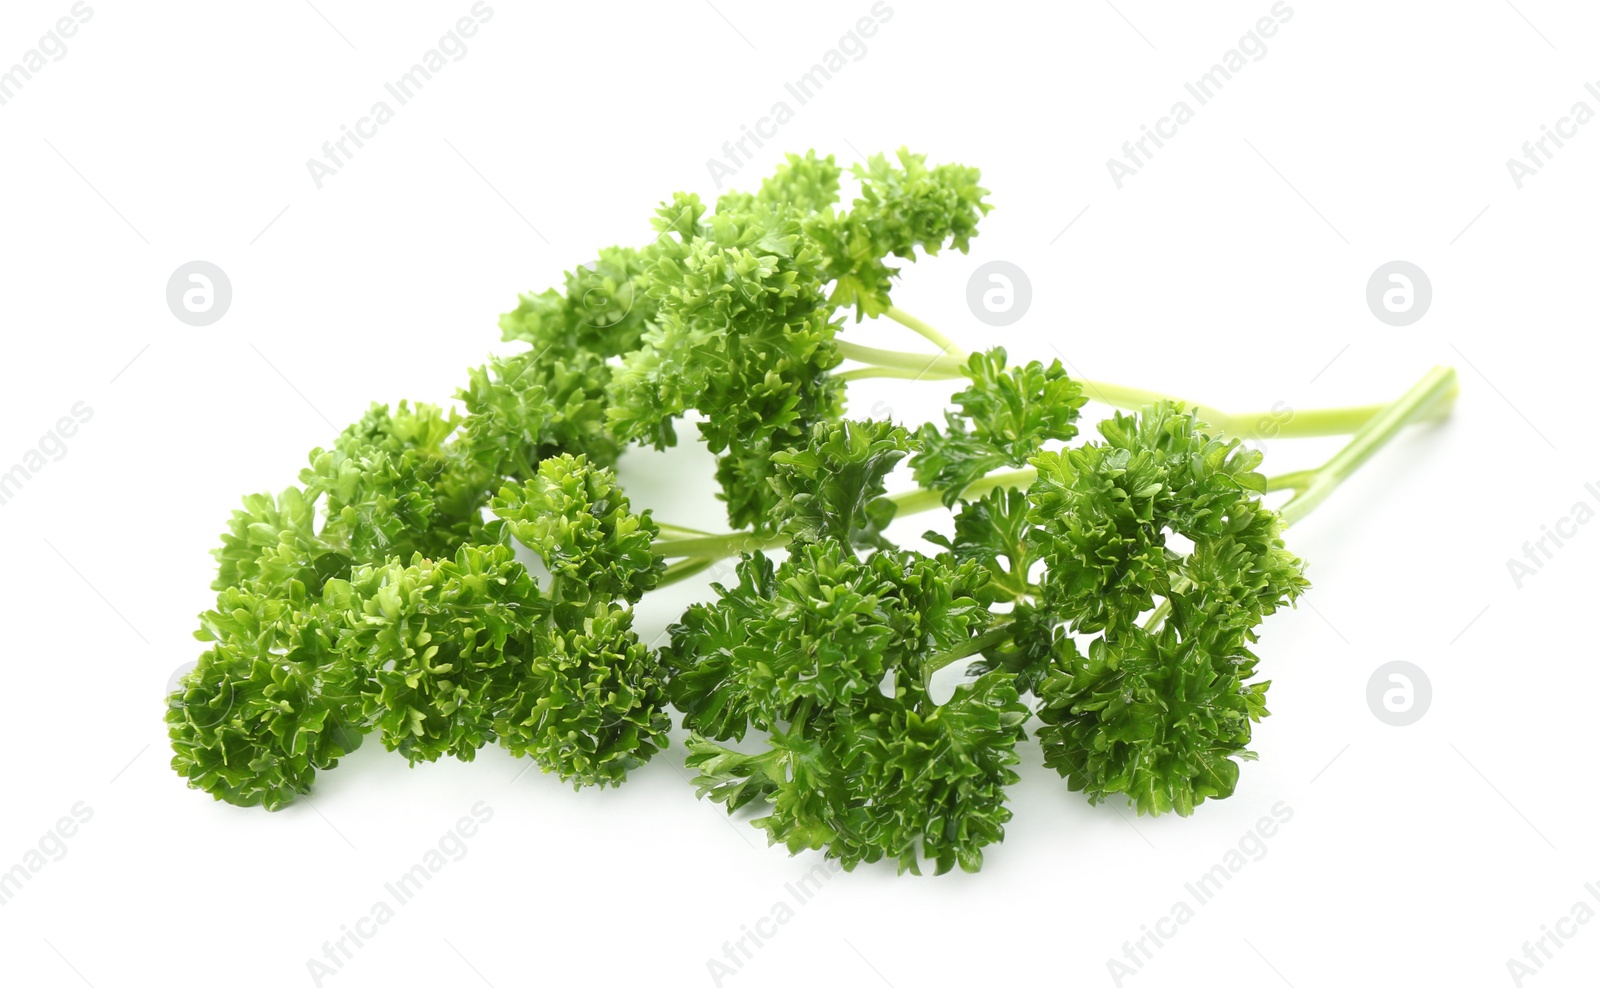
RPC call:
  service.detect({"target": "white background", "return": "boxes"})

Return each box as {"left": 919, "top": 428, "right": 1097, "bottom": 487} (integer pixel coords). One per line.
{"left": 1, "top": 1, "right": 1596, "bottom": 986}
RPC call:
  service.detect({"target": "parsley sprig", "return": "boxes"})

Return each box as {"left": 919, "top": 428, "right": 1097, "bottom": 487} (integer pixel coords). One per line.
{"left": 167, "top": 149, "right": 1455, "bottom": 873}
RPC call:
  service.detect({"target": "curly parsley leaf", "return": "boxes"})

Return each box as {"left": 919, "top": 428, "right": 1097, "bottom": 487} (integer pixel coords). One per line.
{"left": 673, "top": 543, "right": 1019, "bottom": 873}
{"left": 771, "top": 419, "right": 913, "bottom": 548}
{"left": 913, "top": 348, "right": 1086, "bottom": 504}
{"left": 489, "top": 453, "right": 662, "bottom": 611}
{"left": 167, "top": 585, "right": 365, "bottom": 810}
{"left": 1026, "top": 403, "right": 1307, "bottom": 815}
{"left": 812, "top": 148, "right": 992, "bottom": 318}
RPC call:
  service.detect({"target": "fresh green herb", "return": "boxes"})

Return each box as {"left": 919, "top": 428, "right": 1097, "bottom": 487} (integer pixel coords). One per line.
{"left": 167, "top": 148, "right": 1455, "bottom": 874}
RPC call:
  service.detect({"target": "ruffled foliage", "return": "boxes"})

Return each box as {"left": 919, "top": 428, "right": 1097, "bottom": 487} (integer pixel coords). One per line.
{"left": 169, "top": 147, "right": 1320, "bottom": 877}
{"left": 671, "top": 545, "right": 1025, "bottom": 875}
{"left": 913, "top": 348, "right": 1086, "bottom": 504}
{"left": 809, "top": 148, "right": 991, "bottom": 318}
{"left": 340, "top": 544, "right": 538, "bottom": 765}
{"left": 1026, "top": 404, "right": 1307, "bottom": 815}
{"left": 171, "top": 452, "right": 669, "bottom": 804}
{"left": 166, "top": 585, "right": 365, "bottom": 810}
{"left": 770, "top": 418, "right": 912, "bottom": 549}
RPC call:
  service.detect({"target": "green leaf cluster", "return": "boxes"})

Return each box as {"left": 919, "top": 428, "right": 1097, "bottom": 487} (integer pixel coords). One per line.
{"left": 167, "top": 148, "right": 1352, "bottom": 878}
{"left": 770, "top": 418, "right": 912, "bottom": 548}
{"left": 914, "top": 348, "right": 1086, "bottom": 504}
{"left": 1026, "top": 403, "right": 1308, "bottom": 814}
{"left": 166, "top": 585, "right": 365, "bottom": 810}
{"left": 669, "top": 543, "right": 1026, "bottom": 875}
{"left": 170, "top": 454, "right": 668, "bottom": 804}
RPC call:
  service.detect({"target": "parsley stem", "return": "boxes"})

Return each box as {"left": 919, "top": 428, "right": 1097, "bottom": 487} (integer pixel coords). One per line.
{"left": 655, "top": 522, "right": 718, "bottom": 539}
{"left": 884, "top": 467, "right": 1038, "bottom": 517}
{"left": 1278, "top": 366, "right": 1457, "bottom": 527}
{"left": 1265, "top": 469, "right": 1317, "bottom": 494}
{"left": 840, "top": 311, "right": 1439, "bottom": 440}
{"left": 1077, "top": 382, "right": 1387, "bottom": 440}
{"left": 660, "top": 557, "right": 718, "bottom": 584}
{"left": 884, "top": 305, "right": 961, "bottom": 352}
{"left": 653, "top": 368, "right": 1457, "bottom": 589}
{"left": 834, "top": 339, "right": 967, "bottom": 379}
{"left": 654, "top": 531, "right": 790, "bottom": 560}
{"left": 650, "top": 469, "right": 1039, "bottom": 586}
{"left": 835, "top": 365, "right": 957, "bottom": 383}
{"left": 1144, "top": 369, "right": 1457, "bottom": 633}
{"left": 922, "top": 624, "right": 1018, "bottom": 682}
